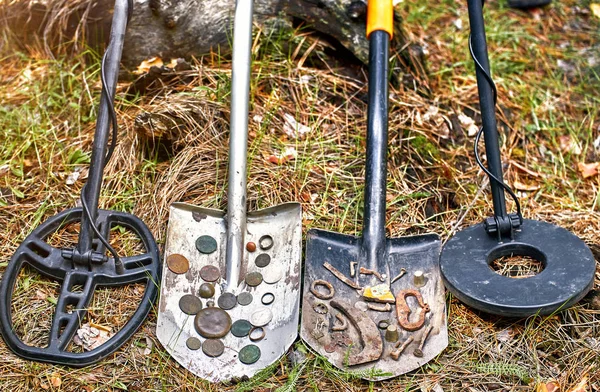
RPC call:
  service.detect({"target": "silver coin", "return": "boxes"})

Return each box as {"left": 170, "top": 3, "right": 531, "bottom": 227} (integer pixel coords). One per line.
{"left": 249, "top": 307, "right": 273, "bottom": 327}
{"left": 262, "top": 268, "right": 283, "bottom": 284}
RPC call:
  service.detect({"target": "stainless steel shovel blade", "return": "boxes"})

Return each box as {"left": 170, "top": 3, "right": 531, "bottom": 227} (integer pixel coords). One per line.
{"left": 156, "top": 0, "right": 302, "bottom": 382}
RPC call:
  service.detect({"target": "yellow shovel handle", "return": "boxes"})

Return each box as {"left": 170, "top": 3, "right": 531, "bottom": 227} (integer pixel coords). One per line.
{"left": 366, "top": 0, "right": 394, "bottom": 39}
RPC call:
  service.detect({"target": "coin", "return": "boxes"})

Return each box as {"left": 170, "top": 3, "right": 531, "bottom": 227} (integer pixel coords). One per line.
{"left": 179, "top": 294, "right": 203, "bottom": 315}
{"left": 261, "top": 292, "right": 275, "bottom": 305}
{"left": 231, "top": 319, "right": 253, "bottom": 337}
{"left": 239, "top": 344, "right": 261, "bottom": 365}
{"left": 218, "top": 292, "right": 237, "bottom": 310}
{"left": 196, "top": 235, "right": 218, "bottom": 254}
{"left": 237, "top": 292, "right": 253, "bottom": 306}
{"left": 262, "top": 268, "right": 282, "bottom": 284}
{"left": 202, "top": 339, "right": 225, "bottom": 357}
{"left": 194, "top": 308, "right": 232, "bottom": 339}
{"left": 198, "top": 282, "right": 215, "bottom": 298}
{"left": 167, "top": 254, "right": 189, "bottom": 274}
{"left": 258, "top": 235, "right": 274, "bottom": 250}
{"left": 245, "top": 271, "right": 263, "bottom": 287}
{"left": 250, "top": 308, "right": 273, "bottom": 327}
{"left": 254, "top": 254, "right": 271, "bottom": 268}
{"left": 186, "top": 337, "right": 202, "bottom": 350}
{"left": 199, "top": 265, "right": 221, "bottom": 282}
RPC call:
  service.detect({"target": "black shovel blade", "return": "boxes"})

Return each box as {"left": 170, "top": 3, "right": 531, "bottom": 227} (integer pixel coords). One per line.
{"left": 300, "top": 228, "right": 447, "bottom": 380}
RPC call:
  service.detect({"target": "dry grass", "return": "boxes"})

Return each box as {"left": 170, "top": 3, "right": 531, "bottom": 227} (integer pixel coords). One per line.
{"left": 0, "top": 0, "right": 599, "bottom": 390}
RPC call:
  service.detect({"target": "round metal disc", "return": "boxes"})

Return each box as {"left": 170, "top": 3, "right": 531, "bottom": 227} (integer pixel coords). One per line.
{"left": 179, "top": 294, "right": 203, "bottom": 315}
{"left": 198, "top": 282, "right": 215, "bottom": 298}
{"left": 254, "top": 254, "right": 271, "bottom": 268}
{"left": 167, "top": 254, "right": 189, "bottom": 274}
{"left": 262, "top": 268, "right": 282, "bottom": 284}
{"left": 194, "top": 307, "right": 232, "bottom": 338}
{"left": 186, "top": 337, "right": 202, "bottom": 350}
{"left": 218, "top": 292, "right": 237, "bottom": 310}
{"left": 199, "top": 265, "right": 221, "bottom": 282}
{"left": 239, "top": 344, "right": 261, "bottom": 365}
{"left": 258, "top": 235, "right": 274, "bottom": 250}
{"left": 245, "top": 271, "right": 263, "bottom": 287}
{"left": 440, "top": 219, "right": 596, "bottom": 316}
{"left": 250, "top": 308, "right": 273, "bottom": 327}
{"left": 196, "top": 235, "right": 218, "bottom": 254}
{"left": 231, "top": 319, "right": 253, "bottom": 337}
{"left": 261, "top": 292, "right": 275, "bottom": 305}
{"left": 237, "top": 292, "right": 253, "bottom": 306}
{"left": 354, "top": 301, "right": 368, "bottom": 312}
{"left": 202, "top": 339, "right": 225, "bottom": 357}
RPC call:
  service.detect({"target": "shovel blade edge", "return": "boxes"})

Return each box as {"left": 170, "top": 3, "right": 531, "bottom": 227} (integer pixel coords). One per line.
{"left": 300, "top": 228, "right": 447, "bottom": 380}
{"left": 157, "top": 202, "right": 302, "bottom": 382}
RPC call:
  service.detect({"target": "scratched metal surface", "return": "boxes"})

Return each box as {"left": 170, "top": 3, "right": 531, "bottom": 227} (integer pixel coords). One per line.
{"left": 157, "top": 202, "right": 302, "bottom": 382}
{"left": 300, "top": 229, "right": 448, "bottom": 381}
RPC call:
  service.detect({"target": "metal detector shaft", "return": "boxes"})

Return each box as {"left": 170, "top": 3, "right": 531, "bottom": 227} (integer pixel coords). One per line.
{"left": 77, "top": 0, "right": 129, "bottom": 255}
{"left": 225, "top": 0, "right": 254, "bottom": 292}
{"left": 467, "top": 0, "right": 507, "bottom": 220}
{"left": 362, "top": 30, "right": 390, "bottom": 271}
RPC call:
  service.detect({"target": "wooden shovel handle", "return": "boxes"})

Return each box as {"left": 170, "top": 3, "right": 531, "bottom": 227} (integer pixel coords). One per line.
{"left": 367, "top": 0, "right": 394, "bottom": 39}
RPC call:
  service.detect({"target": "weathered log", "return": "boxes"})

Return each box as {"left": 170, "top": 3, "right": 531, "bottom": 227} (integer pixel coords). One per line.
{"left": 1, "top": 0, "right": 412, "bottom": 70}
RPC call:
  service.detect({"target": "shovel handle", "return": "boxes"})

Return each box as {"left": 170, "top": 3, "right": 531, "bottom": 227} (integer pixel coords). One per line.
{"left": 366, "top": 0, "right": 394, "bottom": 39}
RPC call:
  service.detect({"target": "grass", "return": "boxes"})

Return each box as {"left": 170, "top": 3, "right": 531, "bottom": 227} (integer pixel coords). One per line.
{"left": 0, "top": 0, "right": 599, "bottom": 390}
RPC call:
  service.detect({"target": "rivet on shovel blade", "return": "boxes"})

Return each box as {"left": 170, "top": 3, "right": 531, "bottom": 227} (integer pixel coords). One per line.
{"left": 231, "top": 319, "right": 253, "bottom": 337}
{"left": 194, "top": 308, "right": 232, "bottom": 338}
{"left": 196, "top": 235, "right": 218, "bottom": 255}
{"left": 245, "top": 272, "right": 263, "bottom": 287}
{"left": 179, "top": 294, "right": 203, "bottom": 315}
{"left": 239, "top": 344, "right": 261, "bottom": 365}
{"left": 237, "top": 292, "right": 253, "bottom": 306}
{"left": 202, "top": 339, "right": 225, "bottom": 357}
{"left": 218, "top": 293, "right": 237, "bottom": 310}
{"left": 255, "top": 254, "right": 271, "bottom": 268}
{"left": 186, "top": 337, "right": 202, "bottom": 351}
{"left": 198, "top": 283, "right": 215, "bottom": 298}
{"left": 258, "top": 235, "right": 274, "bottom": 250}
{"left": 167, "top": 254, "right": 189, "bottom": 274}
{"left": 199, "top": 265, "right": 221, "bottom": 282}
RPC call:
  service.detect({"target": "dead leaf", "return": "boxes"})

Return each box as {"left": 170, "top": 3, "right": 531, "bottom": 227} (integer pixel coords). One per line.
{"left": 536, "top": 380, "right": 560, "bottom": 392}
{"left": 558, "top": 135, "right": 582, "bottom": 155}
{"left": 578, "top": 162, "right": 600, "bottom": 178}
{"left": 264, "top": 146, "right": 297, "bottom": 165}
{"left": 73, "top": 323, "right": 112, "bottom": 351}
{"left": 513, "top": 180, "right": 541, "bottom": 192}
{"left": 568, "top": 376, "right": 588, "bottom": 392}
{"left": 49, "top": 373, "right": 62, "bottom": 388}
{"left": 282, "top": 113, "right": 311, "bottom": 139}
{"left": 35, "top": 290, "right": 47, "bottom": 300}
{"left": 591, "top": 3, "right": 600, "bottom": 18}
{"left": 135, "top": 57, "right": 164, "bottom": 74}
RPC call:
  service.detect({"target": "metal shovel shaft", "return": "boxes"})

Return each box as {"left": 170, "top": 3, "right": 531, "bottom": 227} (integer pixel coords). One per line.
{"left": 225, "top": 0, "right": 254, "bottom": 292}
{"left": 362, "top": 30, "right": 390, "bottom": 271}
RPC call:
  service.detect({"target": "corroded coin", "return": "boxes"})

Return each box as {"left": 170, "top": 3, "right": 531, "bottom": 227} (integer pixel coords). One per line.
{"left": 218, "top": 292, "right": 237, "bottom": 310}
{"left": 196, "top": 235, "right": 218, "bottom": 254}
{"left": 202, "top": 339, "right": 225, "bottom": 357}
{"left": 261, "top": 292, "right": 275, "bottom": 305}
{"left": 194, "top": 307, "right": 232, "bottom": 338}
{"left": 186, "top": 337, "right": 202, "bottom": 350}
{"left": 250, "top": 308, "right": 273, "bottom": 327}
{"left": 245, "top": 271, "right": 263, "bottom": 287}
{"left": 179, "top": 294, "right": 203, "bottom": 315}
{"left": 199, "top": 265, "right": 221, "bottom": 282}
{"left": 237, "top": 292, "right": 253, "bottom": 306}
{"left": 231, "top": 319, "right": 253, "bottom": 337}
{"left": 254, "top": 254, "right": 271, "bottom": 268}
{"left": 262, "top": 268, "right": 282, "bottom": 284}
{"left": 167, "top": 254, "right": 189, "bottom": 274}
{"left": 198, "top": 282, "right": 215, "bottom": 298}
{"left": 258, "top": 235, "right": 274, "bottom": 250}
{"left": 239, "top": 344, "right": 261, "bottom": 365}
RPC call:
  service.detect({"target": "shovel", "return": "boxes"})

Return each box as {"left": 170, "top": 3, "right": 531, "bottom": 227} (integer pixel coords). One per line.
{"left": 156, "top": 0, "right": 302, "bottom": 382}
{"left": 300, "top": 0, "right": 447, "bottom": 380}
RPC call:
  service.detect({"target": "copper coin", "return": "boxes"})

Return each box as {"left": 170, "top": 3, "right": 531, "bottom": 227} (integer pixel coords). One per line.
{"left": 167, "top": 254, "right": 189, "bottom": 274}
{"left": 186, "top": 337, "right": 202, "bottom": 350}
{"left": 237, "top": 292, "right": 253, "bottom": 306}
{"left": 231, "top": 319, "right": 253, "bottom": 337}
{"left": 218, "top": 292, "right": 237, "bottom": 310}
{"left": 245, "top": 271, "right": 263, "bottom": 287}
{"left": 196, "top": 235, "right": 218, "bottom": 254}
{"left": 246, "top": 242, "right": 257, "bottom": 252}
{"left": 255, "top": 254, "right": 271, "bottom": 268}
{"left": 199, "top": 265, "right": 221, "bottom": 282}
{"left": 194, "top": 307, "right": 232, "bottom": 338}
{"left": 202, "top": 339, "right": 225, "bottom": 357}
{"left": 179, "top": 294, "right": 203, "bottom": 315}
{"left": 198, "top": 282, "right": 215, "bottom": 298}
{"left": 239, "top": 344, "right": 261, "bottom": 365}
{"left": 258, "top": 235, "right": 274, "bottom": 250}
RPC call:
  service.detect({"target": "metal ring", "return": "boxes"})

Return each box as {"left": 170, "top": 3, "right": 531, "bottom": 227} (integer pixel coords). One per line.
{"left": 249, "top": 326, "right": 266, "bottom": 342}
{"left": 310, "top": 280, "right": 335, "bottom": 300}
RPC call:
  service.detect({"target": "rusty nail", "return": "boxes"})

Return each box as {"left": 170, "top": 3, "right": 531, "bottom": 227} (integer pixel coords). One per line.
{"left": 350, "top": 261, "right": 358, "bottom": 277}
{"left": 413, "top": 325, "right": 433, "bottom": 358}
{"left": 367, "top": 302, "right": 391, "bottom": 312}
{"left": 391, "top": 268, "right": 407, "bottom": 284}
{"left": 390, "top": 336, "right": 414, "bottom": 360}
{"left": 359, "top": 267, "right": 385, "bottom": 282}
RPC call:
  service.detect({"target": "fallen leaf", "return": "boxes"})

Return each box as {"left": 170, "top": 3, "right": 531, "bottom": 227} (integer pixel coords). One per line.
{"left": 536, "top": 380, "right": 560, "bottom": 392}
{"left": 282, "top": 113, "right": 311, "bottom": 139}
{"left": 458, "top": 113, "right": 479, "bottom": 137}
{"left": 568, "top": 376, "right": 588, "bottom": 392}
{"left": 35, "top": 290, "right": 47, "bottom": 300}
{"left": 73, "top": 323, "right": 111, "bottom": 351}
{"left": 591, "top": 3, "right": 600, "bottom": 18}
{"left": 264, "top": 146, "right": 297, "bottom": 165}
{"left": 135, "top": 57, "right": 164, "bottom": 74}
{"left": 513, "top": 180, "right": 541, "bottom": 192}
{"left": 578, "top": 162, "right": 600, "bottom": 178}
{"left": 49, "top": 373, "right": 61, "bottom": 388}
{"left": 558, "top": 135, "right": 582, "bottom": 155}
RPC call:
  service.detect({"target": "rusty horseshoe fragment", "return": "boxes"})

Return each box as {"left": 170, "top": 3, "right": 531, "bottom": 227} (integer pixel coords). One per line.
{"left": 395, "top": 289, "right": 430, "bottom": 331}
{"left": 330, "top": 299, "right": 383, "bottom": 366}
